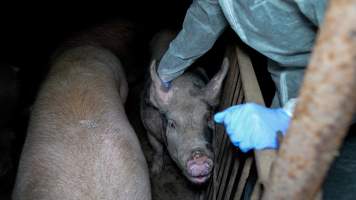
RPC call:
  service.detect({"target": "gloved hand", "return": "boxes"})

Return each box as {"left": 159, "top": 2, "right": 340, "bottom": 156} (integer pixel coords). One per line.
{"left": 161, "top": 80, "right": 171, "bottom": 89}
{"left": 214, "top": 103, "right": 291, "bottom": 152}
{"left": 160, "top": 80, "right": 171, "bottom": 92}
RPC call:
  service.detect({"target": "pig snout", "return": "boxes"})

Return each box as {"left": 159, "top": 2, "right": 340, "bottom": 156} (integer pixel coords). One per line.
{"left": 186, "top": 149, "right": 213, "bottom": 184}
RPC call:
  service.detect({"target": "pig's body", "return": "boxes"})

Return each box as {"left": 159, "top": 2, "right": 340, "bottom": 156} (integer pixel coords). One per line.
{"left": 55, "top": 19, "right": 143, "bottom": 85}
{"left": 13, "top": 41, "right": 150, "bottom": 199}
{"left": 0, "top": 65, "right": 19, "bottom": 190}
{"left": 141, "top": 31, "right": 228, "bottom": 184}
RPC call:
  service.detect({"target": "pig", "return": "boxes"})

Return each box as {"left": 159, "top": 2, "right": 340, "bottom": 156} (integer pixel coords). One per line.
{"left": 12, "top": 21, "right": 151, "bottom": 200}
{"left": 55, "top": 19, "right": 144, "bottom": 85}
{"left": 0, "top": 65, "right": 19, "bottom": 194}
{"left": 0, "top": 65, "right": 19, "bottom": 127}
{"left": 140, "top": 31, "right": 229, "bottom": 184}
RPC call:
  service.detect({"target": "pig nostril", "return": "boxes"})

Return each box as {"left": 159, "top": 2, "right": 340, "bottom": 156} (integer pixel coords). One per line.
{"left": 187, "top": 149, "right": 214, "bottom": 177}
{"left": 187, "top": 155, "right": 213, "bottom": 176}
{"left": 192, "top": 150, "right": 204, "bottom": 160}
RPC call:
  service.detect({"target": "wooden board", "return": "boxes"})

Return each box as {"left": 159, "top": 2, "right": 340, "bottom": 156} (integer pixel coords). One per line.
{"left": 204, "top": 45, "right": 277, "bottom": 200}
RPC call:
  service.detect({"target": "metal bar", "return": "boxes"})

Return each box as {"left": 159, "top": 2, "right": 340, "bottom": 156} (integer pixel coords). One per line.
{"left": 264, "top": 0, "right": 356, "bottom": 199}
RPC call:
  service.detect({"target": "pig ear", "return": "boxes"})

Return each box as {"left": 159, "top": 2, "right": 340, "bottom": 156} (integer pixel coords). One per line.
{"left": 202, "top": 57, "right": 229, "bottom": 107}
{"left": 149, "top": 60, "right": 162, "bottom": 90}
{"left": 149, "top": 60, "right": 173, "bottom": 109}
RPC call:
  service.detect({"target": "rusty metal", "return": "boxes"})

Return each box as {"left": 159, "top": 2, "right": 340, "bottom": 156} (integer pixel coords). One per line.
{"left": 264, "top": 0, "right": 356, "bottom": 199}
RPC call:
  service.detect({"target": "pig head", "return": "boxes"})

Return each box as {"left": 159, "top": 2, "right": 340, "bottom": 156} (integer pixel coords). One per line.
{"left": 141, "top": 37, "right": 229, "bottom": 184}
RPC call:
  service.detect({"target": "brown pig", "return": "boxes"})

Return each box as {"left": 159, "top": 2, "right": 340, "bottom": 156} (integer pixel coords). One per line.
{"left": 140, "top": 31, "right": 229, "bottom": 184}
{"left": 0, "top": 65, "right": 19, "bottom": 193}
{"left": 12, "top": 22, "right": 151, "bottom": 200}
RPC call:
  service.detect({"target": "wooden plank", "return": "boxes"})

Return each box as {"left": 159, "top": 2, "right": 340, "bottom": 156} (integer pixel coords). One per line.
{"left": 211, "top": 134, "right": 227, "bottom": 200}
{"left": 223, "top": 153, "right": 241, "bottom": 200}
{"left": 250, "top": 182, "right": 262, "bottom": 200}
{"left": 217, "top": 146, "right": 234, "bottom": 200}
{"left": 235, "top": 46, "right": 264, "bottom": 105}
{"left": 214, "top": 52, "right": 243, "bottom": 200}
{"left": 206, "top": 44, "right": 273, "bottom": 200}
{"left": 216, "top": 50, "right": 240, "bottom": 148}
{"left": 217, "top": 75, "right": 241, "bottom": 159}
{"left": 207, "top": 166, "right": 214, "bottom": 200}
{"left": 217, "top": 82, "right": 244, "bottom": 200}
{"left": 235, "top": 46, "right": 277, "bottom": 188}
{"left": 215, "top": 136, "right": 230, "bottom": 194}
{"left": 209, "top": 47, "right": 240, "bottom": 200}
{"left": 233, "top": 157, "right": 253, "bottom": 200}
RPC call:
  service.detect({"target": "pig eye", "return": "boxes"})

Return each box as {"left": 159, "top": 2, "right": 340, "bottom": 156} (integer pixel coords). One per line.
{"left": 206, "top": 115, "right": 212, "bottom": 122}
{"left": 168, "top": 120, "right": 176, "bottom": 129}
{"left": 206, "top": 112, "right": 213, "bottom": 122}
{"left": 208, "top": 120, "right": 215, "bottom": 129}
{"left": 207, "top": 113, "right": 214, "bottom": 129}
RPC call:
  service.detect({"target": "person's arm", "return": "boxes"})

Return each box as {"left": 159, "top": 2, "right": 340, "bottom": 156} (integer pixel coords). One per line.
{"left": 157, "top": 0, "right": 227, "bottom": 83}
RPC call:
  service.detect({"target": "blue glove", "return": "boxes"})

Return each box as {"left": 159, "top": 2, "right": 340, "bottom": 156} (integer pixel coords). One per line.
{"left": 160, "top": 80, "right": 171, "bottom": 92}
{"left": 162, "top": 81, "right": 171, "bottom": 89}
{"left": 214, "top": 103, "right": 291, "bottom": 152}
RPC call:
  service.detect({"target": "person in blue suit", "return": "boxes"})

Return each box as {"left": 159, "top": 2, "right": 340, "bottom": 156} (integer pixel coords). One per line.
{"left": 156, "top": 0, "right": 328, "bottom": 152}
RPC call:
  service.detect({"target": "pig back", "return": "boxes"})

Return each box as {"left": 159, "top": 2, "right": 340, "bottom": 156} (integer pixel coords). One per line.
{"left": 13, "top": 46, "right": 151, "bottom": 200}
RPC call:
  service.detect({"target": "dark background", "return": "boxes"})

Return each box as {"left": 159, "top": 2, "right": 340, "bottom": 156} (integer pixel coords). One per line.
{"left": 0, "top": 1, "right": 190, "bottom": 67}
{"left": 0, "top": 0, "right": 274, "bottom": 106}
{"left": 0, "top": 0, "right": 191, "bottom": 103}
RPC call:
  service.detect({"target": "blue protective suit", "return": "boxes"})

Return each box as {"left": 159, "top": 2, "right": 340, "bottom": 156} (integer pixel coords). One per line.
{"left": 156, "top": 0, "right": 329, "bottom": 152}
{"left": 158, "top": 0, "right": 328, "bottom": 106}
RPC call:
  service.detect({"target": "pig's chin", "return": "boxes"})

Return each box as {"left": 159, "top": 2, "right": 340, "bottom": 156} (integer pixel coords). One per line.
{"left": 187, "top": 173, "right": 211, "bottom": 184}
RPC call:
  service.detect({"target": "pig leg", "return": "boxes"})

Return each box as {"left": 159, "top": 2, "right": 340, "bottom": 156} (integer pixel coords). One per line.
{"left": 147, "top": 133, "right": 164, "bottom": 175}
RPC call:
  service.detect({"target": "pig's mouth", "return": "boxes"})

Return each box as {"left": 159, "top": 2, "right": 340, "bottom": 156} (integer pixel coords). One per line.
{"left": 189, "top": 173, "right": 212, "bottom": 184}
{"left": 186, "top": 154, "right": 213, "bottom": 184}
